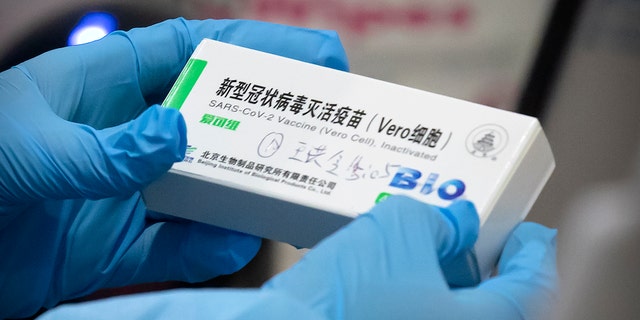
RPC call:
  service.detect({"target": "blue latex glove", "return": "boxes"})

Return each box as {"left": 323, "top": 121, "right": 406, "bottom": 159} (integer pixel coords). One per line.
{"left": 0, "top": 18, "right": 349, "bottom": 319}
{"left": 263, "top": 196, "right": 558, "bottom": 319}
{"left": 39, "top": 196, "right": 557, "bottom": 319}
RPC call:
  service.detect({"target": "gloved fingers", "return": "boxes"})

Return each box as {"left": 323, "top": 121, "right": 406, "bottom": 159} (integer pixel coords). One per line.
{"left": 15, "top": 35, "right": 150, "bottom": 127}
{"left": 452, "top": 222, "right": 558, "bottom": 319}
{"left": 266, "top": 196, "right": 479, "bottom": 286}
{"left": 0, "top": 105, "right": 185, "bottom": 207}
{"left": 180, "top": 19, "right": 350, "bottom": 70}
{"left": 360, "top": 196, "right": 479, "bottom": 269}
{"left": 436, "top": 200, "right": 480, "bottom": 265}
{"left": 16, "top": 18, "right": 349, "bottom": 128}
{"left": 263, "top": 196, "right": 479, "bottom": 318}
{"left": 104, "top": 220, "right": 262, "bottom": 288}
{"left": 126, "top": 18, "right": 350, "bottom": 105}
{"left": 23, "top": 196, "right": 259, "bottom": 311}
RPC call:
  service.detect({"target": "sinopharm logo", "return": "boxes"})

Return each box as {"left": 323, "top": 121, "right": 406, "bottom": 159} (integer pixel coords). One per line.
{"left": 163, "top": 59, "right": 208, "bottom": 110}
{"left": 186, "top": 145, "right": 197, "bottom": 155}
{"left": 199, "top": 113, "right": 240, "bottom": 131}
{"left": 183, "top": 145, "right": 197, "bottom": 163}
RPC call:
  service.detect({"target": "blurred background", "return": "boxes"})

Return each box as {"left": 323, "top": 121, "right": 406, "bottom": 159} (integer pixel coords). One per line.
{"left": 2, "top": 0, "right": 639, "bottom": 317}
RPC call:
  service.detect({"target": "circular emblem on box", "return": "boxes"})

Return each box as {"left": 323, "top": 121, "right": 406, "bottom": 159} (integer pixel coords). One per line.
{"left": 466, "top": 124, "right": 508, "bottom": 160}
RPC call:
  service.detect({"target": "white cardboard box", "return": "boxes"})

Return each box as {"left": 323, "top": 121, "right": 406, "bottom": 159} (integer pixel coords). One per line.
{"left": 143, "top": 39, "right": 555, "bottom": 284}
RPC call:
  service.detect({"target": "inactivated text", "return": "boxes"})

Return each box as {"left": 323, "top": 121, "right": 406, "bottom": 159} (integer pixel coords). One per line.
{"left": 210, "top": 99, "right": 377, "bottom": 147}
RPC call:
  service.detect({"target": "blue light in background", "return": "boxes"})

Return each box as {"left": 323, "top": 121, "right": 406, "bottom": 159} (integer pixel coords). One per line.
{"left": 67, "top": 12, "right": 118, "bottom": 46}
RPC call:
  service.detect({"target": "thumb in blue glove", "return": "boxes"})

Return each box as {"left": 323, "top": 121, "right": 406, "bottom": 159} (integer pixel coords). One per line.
{"left": 0, "top": 18, "right": 349, "bottom": 319}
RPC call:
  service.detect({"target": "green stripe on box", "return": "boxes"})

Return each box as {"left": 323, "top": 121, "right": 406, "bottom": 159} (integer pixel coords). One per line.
{"left": 162, "top": 59, "right": 208, "bottom": 110}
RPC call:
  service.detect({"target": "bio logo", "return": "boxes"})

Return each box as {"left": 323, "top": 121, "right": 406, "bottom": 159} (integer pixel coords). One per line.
{"left": 388, "top": 167, "right": 466, "bottom": 200}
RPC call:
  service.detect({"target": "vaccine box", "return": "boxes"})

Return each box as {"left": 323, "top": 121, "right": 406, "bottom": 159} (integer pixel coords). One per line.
{"left": 143, "top": 39, "right": 555, "bottom": 284}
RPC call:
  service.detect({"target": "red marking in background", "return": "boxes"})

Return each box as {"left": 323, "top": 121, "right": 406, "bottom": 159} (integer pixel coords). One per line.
{"left": 449, "top": 5, "right": 471, "bottom": 28}
{"left": 406, "top": 6, "right": 432, "bottom": 26}
{"left": 249, "top": 0, "right": 473, "bottom": 34}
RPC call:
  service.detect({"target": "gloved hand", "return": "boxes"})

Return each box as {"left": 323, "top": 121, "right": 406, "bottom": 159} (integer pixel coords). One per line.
{"left": 263, "top": 195, "right": 558, "bottom": 319}
{"left": 0, "top": 18, "right": 349, "bottom": 319}
{"left": 38, "top": 196, "right": 557, "bottom": 320}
